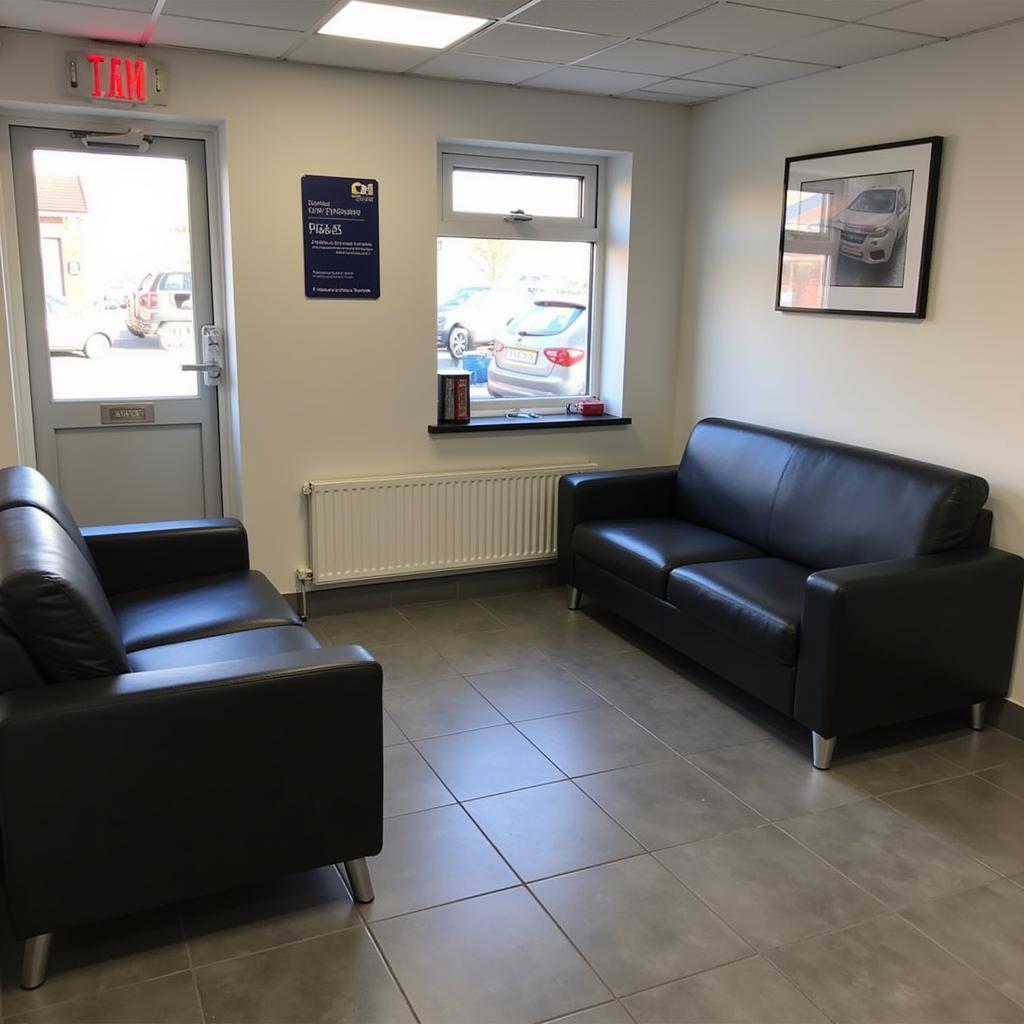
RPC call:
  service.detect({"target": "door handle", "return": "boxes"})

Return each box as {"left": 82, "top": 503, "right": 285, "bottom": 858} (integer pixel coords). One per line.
{"left": 182, "top": 325, "right": 223, "bottom": 386}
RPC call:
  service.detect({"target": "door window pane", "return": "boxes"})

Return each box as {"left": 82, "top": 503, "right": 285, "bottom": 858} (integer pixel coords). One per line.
{"left": 451, "top": 168, "right": 583, "bottom": 218}
{"left": 32, "top": 148, "right": 198, "bottom": 401}
{"left": 436, "top": 237, "right": 592, "bottom": 402}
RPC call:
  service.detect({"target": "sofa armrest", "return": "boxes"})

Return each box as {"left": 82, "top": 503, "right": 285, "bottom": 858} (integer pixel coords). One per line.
{"left": 558, "top": 467, "right": 677, "bottom": 581}
{"left": 0, "top": 646, "right": 382, "bottom": 939}
{"left": 82, "top": 518, "right": 250, "bottom": 594}
{"left": 795, "top": 548, "right": 1024, "bottom": 737}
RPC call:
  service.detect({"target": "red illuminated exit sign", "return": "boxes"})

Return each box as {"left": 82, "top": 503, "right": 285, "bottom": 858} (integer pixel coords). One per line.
{"left": 64, "top": 50, "right": 169, "bottom": 107}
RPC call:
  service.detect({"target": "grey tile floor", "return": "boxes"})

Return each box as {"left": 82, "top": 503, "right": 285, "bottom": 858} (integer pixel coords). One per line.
{"left": 4, "top": 587, "right": 1024, "bottom": 1023}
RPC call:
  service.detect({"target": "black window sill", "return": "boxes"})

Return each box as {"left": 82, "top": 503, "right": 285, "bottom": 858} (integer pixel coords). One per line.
{"left": 428, "top": 413, "right": 631, "bottom": 435}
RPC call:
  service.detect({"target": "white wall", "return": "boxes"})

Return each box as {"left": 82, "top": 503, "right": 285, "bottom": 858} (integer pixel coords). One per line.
{"left": 678, "top": 23, "right": 1024, "bottom": 704}
{"left": 0, "top": 30, "right": 690, "bottom": 590}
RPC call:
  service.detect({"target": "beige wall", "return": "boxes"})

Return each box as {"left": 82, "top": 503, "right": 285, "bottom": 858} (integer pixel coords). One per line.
{"left": 0, "top": 29, "right": 690, "bottom": 591}
{"left": 678, "top": 23, "right": 1024, "bottom": 704}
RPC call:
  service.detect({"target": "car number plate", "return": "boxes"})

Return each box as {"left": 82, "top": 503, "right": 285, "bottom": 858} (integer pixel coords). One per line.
{"left": 505, "top": 347, "right": 538, "bottom": 366}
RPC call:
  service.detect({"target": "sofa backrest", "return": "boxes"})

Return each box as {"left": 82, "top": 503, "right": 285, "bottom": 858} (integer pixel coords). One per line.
{"left": 0, "top": 465, "right": 99, "bottom": 575}
{"left": 0, "top": 622, "right": 45, "bottom": 693}
{"left": 675, "top": 419, "right": 989, "bottom": 570}
{"left": 0, "top": 506, "right": 129, "bottom": 685}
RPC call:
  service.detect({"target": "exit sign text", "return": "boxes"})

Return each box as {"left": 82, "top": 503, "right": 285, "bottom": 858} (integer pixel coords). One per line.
{"left": 64, "top": 51, "right": 169, "bottom": 107}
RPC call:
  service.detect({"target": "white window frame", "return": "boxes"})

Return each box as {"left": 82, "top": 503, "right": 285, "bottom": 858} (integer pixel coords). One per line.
{"left": 438, "top": 145, "right": 604, "bottom": 413}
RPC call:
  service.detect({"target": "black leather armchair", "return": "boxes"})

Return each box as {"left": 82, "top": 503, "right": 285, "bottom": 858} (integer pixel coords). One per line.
{"left": 559, "top": 419, "right": 1024, "bottom": 769}
{"left": 0, "top": 467, "right": 383, "bottom": 989}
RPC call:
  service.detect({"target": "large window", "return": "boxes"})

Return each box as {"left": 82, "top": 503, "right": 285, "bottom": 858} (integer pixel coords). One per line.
{"left": 437, "top": 148, "right": 601, "bottom": 408}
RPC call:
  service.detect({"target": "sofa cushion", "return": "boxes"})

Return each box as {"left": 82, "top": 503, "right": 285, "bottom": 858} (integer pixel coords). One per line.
{"left": 0, "top": 507, "right": 129, "bottom": 683}
{"left": 0, "top": 465, "right": 99, "bottom": 576}
{"left": 112, "top": 570, "right": 302, "bottom": 652}
{"left": 673, "top": 419, "right": 796, "bottom": 552}
{"left": 672, "top": 419, "right": 989, "bottom": 572}
{"left": 667, "top": 558, "right": 810, "bottom": 666}
{"left": 574, "top": 519, "right": 762, "bottom": 598}
{"left": 768, "top": 442, "right": 989, "bottom": 570}
{"left": 128, "top": 624, "right": 319, "bottom": 672}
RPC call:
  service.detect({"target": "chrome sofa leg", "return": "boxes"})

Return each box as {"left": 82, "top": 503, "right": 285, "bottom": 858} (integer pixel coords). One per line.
{"left": 568, "top": 586, "right": 582, "bottom": 611}
{"left": 343, "top": 858, "right": 375, "bottom": 903}
{"left": 812, "top": 733, "right": 837, "bottom": 771}
{"left": 970, "top": 701, "right": 986, "bottom": 731}
{"left": 21, "top": 933, "right": 52, "bottom": 990}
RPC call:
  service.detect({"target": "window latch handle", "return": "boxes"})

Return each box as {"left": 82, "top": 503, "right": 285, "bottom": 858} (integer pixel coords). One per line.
{"left": 504, "top": 209, "right": 534, "bottom": 223}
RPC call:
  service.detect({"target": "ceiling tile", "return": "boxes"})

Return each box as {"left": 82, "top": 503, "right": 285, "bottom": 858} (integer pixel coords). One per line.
{"left": 412, "top": 51, "right": 556, "bottom": 83}
{"left": 731, "top": 0, "right": 910, "bottom": 20}
{"left": 286, "top": 33, "right": 439, "bottom": 70}
{"left": 761, "top": 21, "right": 931, "bottom": 62}
{"left": 56, "top": 0, "right": 155, "bottom": 10}
{"left": 581, "top": 39, "right": 735, "bottom": 75}
{"left": 646, "top": 76, "right": 748, "bottom": 95}
{"left": 865, "top": 0, "right": 1024, "bottom": 37}
{"left": 512, "top": 0, "right": 713, "bottom": 36}
{"left": 644, "top": 2, "right": 840, "bottom": 50}
{"left": 688, "top": 53, "right": 832, "bottom": 83}
{"left": 374, "top": 0, "right": 524, "bottom": 16}
{"left": 160, "top": 0, "right": 336, "bottom": 31}
{"left": 622, "top": 89, "right": 703, "bottom": 103}
{"left": 0, "top": 0, "right": 149, "bottom": 41}
{"left": 459, "top": 23, "right": 619, "bottom": 62}
{"left": 521, "top": 65, "right": 669, "bottom": 95}
{"left": 149, "top": 15, "right": 301, "bottom": 56}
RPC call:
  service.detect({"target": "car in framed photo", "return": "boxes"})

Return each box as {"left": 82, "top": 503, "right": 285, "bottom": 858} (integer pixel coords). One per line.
{"left": 775, "top": 137, "right": 942, "bottom": 319}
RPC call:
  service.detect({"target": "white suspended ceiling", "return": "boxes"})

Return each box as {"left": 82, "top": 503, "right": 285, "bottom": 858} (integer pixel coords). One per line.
{"left": 0, "top": 0, "right": 1022, "bottom": 103}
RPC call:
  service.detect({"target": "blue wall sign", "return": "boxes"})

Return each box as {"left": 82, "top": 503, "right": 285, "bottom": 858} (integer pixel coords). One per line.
{"left": 301, "top": 174, "right": 380, "bottom": 299}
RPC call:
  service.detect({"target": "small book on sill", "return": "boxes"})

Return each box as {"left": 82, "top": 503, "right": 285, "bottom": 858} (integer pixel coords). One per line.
{"left": 437, "top": 371, "right": 470, "bottom": 424}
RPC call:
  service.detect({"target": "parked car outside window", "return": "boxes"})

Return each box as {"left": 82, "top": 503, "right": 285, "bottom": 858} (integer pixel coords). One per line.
{"left": 126, "top": 270, "right": 194, "bottom": 350}
{"left": 436, "top": 284, "right": 535, "bottom": 359}
{"left": 45, "top": 294, "right": 116, "bottom": 359}
{"left": 487, "top": 300, "right": 588, "bottom": 399}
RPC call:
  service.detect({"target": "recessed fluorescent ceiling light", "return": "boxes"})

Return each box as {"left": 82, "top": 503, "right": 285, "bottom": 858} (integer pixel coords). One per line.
{"left": 318, "top": 1, "right": 486, "bottom": 48}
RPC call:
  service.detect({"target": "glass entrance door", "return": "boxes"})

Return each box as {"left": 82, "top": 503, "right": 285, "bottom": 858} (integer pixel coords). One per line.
{"left": 11, "top": 125, "right": 222, "bottom": 524}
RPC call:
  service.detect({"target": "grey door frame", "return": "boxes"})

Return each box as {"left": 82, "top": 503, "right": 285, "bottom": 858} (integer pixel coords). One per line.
{"left": 0, "top": 110, "right": 239, "bottom": 518}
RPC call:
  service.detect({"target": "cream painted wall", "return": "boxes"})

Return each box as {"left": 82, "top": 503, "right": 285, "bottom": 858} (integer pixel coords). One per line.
{"left": 677, "top": 23, "right": 1024, "bottom": 704}
{"left": 0, "top": 30, "right": 689, "bottom": 591}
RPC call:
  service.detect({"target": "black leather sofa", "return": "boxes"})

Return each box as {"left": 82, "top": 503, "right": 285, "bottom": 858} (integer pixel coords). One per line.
{"left": 559, "top": 419, "right": 1024, "bottom": 769}
{"left": 0, "top": 466, "right": 382, "bottom": 989}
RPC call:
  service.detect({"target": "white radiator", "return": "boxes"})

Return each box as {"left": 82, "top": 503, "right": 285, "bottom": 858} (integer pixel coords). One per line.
{"left": 302, "top": 463, "right": 597, "bottom": 586}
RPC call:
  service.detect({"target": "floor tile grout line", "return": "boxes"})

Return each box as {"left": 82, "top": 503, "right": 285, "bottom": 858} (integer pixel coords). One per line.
{"left": 532, "top": 850, "right": 760, "bottom": 993}
{"left": 786, "top": 791, "right": 1006, "bottom": 881}
{"left": 895, "top": 908, "right": 1024, "bottom": 1013}
{"left": 515, "top": 884, "right": 618, "bottom": 1008}
{"left": 361, "top": 881, "right": 523, "bottom": 929}
{"left": 679, "top": 748, "right": 782, "bottom": 822}
{"left": 970, "top": 766, "right": 1024, "bottom": 801}
{"left": 768, "top": 816, "right": 904, "bottom": 911}
{"left": 183, "top": 920, "right": 370, "bottom": 973}
{"left": 875, "top": 786, "right": 1023, "bottom": 879}
{"left": 608, "top": 950, "right": 839, "bottom": 1018}
{"left": 177, "top": 907, "right": 207, "bottom": 1024}
{"left": 360, "top": 917, "right": 423, "bottom": 1024}
{"left": 564, "top": 770, "right": 767, "bottom": 855}
{"left": 1, "top": 966, "right": 199, "bottom": 1020}
{"left": 760, "top": 946, "right": 840, "bottom": 1024}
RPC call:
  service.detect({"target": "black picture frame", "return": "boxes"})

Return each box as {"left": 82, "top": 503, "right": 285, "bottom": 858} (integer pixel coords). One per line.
{"left": 775, "top": 136, "right": 943, "bottom": 319}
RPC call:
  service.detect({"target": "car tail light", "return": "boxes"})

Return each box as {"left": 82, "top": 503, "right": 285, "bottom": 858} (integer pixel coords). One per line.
{"left": 139, "top": 291, "right": 159, "bottom": 309}
{"left": 544, "top": 347, "right": 585, "bottom": 367}
{"left": 494, "top": 341, "right": 505, "bottom": 353}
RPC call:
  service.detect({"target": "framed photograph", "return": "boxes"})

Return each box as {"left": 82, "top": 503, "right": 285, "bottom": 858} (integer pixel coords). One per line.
{"left": 775, "top": 136, "right": 942, "bottom": 319}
